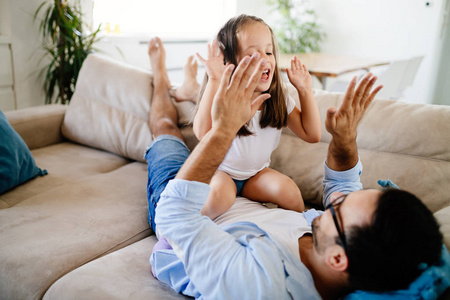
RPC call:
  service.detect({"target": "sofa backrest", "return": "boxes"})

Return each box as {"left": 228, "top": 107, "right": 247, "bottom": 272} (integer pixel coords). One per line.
{"left": 61, "top": 54, "right": 197, "bottom": 162}
{"left": 61, "top": 53, "right": 449, "bottom": 214}
{"left": 272, "top": 86, "right": 450, "bottom": 213}
{"left": 6, "top": 105, "right": 67, "bottom": 150}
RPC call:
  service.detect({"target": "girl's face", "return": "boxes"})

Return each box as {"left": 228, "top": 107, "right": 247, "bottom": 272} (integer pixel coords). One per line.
{"left": 237, "top": 21, "right": 276, "bottom": 96}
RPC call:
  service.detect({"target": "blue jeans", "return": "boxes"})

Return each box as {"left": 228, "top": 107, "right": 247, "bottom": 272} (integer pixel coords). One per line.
{"left": 233, "top": 178, "right": 247, "bottom": 196}
{"left": 145, "top": 135, "right": 190, "bottom": 232}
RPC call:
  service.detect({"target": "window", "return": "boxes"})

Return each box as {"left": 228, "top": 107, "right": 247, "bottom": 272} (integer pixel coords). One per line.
{"left": 93, "top": 0, "right": 237, "bottom": 39}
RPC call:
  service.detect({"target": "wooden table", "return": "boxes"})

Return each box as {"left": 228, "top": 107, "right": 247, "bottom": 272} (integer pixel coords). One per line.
{"left": 279, "top": 53, "right": 390, "bottom": 89}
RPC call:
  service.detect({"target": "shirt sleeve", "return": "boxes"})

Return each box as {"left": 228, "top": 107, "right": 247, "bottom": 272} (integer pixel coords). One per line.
{"left": 155, "top": 179, "right": 289, "bottom": 299}
{"left": 286, "top": 94, "right": 296, "bottom": 114}
{"left": 322, "top": 159, "right": 363, "bottom": 207}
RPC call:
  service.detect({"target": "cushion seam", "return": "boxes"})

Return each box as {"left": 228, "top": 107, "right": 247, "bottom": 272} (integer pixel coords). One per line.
{"left": 357, "top": 147, "right": 450, "bottom": 164}
{"left": 13, "top": 205, "right": 148, "bottom": 242}
{"left": 302, "top": 140, "right": 450, "bottom": 164}
{"left": 8, "top": 112, "right": 65, "bottom": 126}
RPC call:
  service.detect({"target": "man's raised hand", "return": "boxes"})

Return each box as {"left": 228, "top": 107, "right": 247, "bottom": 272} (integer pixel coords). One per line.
{"left": 325, "top": 73, "right": 383, "bottom": 143}
{"left": 211, "top": 52, "right": 271, "bottom": 137}
{"left": 325, "top": 73, "right": 383, "bottom": 171}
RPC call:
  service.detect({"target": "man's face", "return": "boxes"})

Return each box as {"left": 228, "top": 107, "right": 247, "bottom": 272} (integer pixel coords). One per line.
{"left": 312, "top": 189, "right": 382, "bottom": 255}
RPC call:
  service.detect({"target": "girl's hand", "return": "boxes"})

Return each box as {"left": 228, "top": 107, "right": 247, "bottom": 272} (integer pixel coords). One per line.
{"left": 196, "top": 40, "right": 227, "bottom": 82}
{"left": 286, "top": 56, "right": 312, "bottom": 91}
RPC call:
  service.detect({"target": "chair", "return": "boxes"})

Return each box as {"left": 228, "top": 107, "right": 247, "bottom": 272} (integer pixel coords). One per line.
{"left": 328, "top": 56, "right": 424, "bottom": 100}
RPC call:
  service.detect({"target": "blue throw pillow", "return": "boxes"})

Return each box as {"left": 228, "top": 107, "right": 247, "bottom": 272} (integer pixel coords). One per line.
{"left": 0, "top": 110, "right": 47, "bottom": 194}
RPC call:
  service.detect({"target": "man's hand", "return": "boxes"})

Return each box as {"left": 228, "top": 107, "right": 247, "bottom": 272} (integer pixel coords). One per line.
{"left": 211, "top": 53, "right": 271, "bottom": 137}
{"left": 176, "top": 53, "right": 270, "bottom": 183}
{"left": 326, "top": 73, "right": 382, "bottom": 141}
{"left": 326, "top": 73, "right": 382, "bottom": 171}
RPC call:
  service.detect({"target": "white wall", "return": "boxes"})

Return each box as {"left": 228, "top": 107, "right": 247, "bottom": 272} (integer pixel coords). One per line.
{"left": 236, "top": 0, "right": 272, "bottom": 20}
{"left": 0, "top": 0, "right": 96, "bottom": 111}
{"left": 86, "top": 0, "right": 236, "bottom": 85}
{"left": 95, "top": 37, "right": 209, "bottom": 85}
{"left": 223, "top": 0, "right": 448, "bottom": 104}
{"left": 0, "top": 0, "right": 10, "bottom": 35}
{"left": 95, "top": 1, "right": 275, "bottom": 86}
{"left": 0, "top": 0, "right": 14, "bottom": 111}
{"left": 431, "top": 0, "right": 450, "bottom": 105}
{"left": 2, "top": 0, "right": 448, "bottom": 110}
{"left": 4, "top": 0, "right": 48, "bottom": 109}
{"left": 311, "top": 0, "right": 445, "bottom": 104}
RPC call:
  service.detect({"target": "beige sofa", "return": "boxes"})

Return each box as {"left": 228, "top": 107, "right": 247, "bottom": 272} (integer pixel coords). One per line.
{"left": 1, "top": 54, "right": 449, "bottom": 299}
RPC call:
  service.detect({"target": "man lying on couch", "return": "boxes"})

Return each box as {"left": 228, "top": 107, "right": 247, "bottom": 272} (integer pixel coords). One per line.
{"left": 145, "top": 37, "right": 448, "bottom": 299}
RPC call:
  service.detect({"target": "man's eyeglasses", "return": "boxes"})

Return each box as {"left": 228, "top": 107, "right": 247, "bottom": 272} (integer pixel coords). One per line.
{"left": 325, "top": 195, "right": 348, "bottom": 254}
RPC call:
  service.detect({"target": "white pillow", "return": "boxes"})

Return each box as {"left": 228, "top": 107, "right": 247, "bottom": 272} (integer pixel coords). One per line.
{"left": 62, "top": 54, "right": 196, "bottom": 162}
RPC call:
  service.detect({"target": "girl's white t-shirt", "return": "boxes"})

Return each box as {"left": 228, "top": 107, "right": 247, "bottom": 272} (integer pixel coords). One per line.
{"left": 218, "top": 94, "right": 296, "bottom": 180}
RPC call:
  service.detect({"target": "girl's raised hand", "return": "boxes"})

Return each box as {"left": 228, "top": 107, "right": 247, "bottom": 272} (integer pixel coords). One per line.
{"left": 196, "top": 40, "right": 227, "bottom": 81}
{"left": 286, "top": 56, "right": 312, "bottom": 91}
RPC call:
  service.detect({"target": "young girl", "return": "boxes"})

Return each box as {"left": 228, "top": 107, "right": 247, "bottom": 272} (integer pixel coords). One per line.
{"left": 194, "top": 14, "right": 321, "bottom": 219}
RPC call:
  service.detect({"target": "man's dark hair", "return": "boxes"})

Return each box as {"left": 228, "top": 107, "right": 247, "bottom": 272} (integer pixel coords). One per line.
{"left": 346, "top": 189, "right": 443, "bottom": 291}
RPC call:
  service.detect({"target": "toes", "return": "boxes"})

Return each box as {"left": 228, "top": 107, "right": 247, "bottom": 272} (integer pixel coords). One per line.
{"left": 148, "top": 37, "right": 165, "bottom": 54}
{"left": 155, "top": 37, "right": 164, "bottom": 49}
{"left": 184, "top": 56, "right": 198, "bottom": 76}
{"left": 148, "top": 38, "right": 158, "bottom": 55}
{"left": 186, "top": 55, "right": 197, "bottom": 69}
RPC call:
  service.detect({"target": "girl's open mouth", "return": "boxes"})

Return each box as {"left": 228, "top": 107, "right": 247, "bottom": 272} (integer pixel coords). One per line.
{"left": 261, "top": 69, "right": 270, "bottom": 82}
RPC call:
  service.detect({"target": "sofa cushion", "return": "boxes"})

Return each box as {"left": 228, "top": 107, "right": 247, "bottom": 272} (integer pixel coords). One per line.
{"left": 44, "top": 236, "right": 188, "bottom": 300}
{"left": 61, "top": 54, "right": 196, "bottom": 162}
{"left": 0, "top": 110, "right": 47, "bottom": 194}
{"left": 0, "top": 142, "right": 131, "bottom": 208}
{"left": 0, "top": 159, "right": 151, "bottom": 299}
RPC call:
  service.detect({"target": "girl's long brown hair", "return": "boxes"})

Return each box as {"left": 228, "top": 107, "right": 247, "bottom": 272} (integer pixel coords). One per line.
{"left": 198, "top": 14, "right": 289, "bottom": 136}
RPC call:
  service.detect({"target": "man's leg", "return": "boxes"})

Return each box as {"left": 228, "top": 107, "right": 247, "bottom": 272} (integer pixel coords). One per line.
{"left": 146, "top": 37, "right": 189, "bottom": 232}
{"left": 148, "top": 37, "right": 183, "bottom": 139}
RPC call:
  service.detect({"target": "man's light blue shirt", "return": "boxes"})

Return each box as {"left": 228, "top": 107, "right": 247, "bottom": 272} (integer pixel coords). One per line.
{"left": 152, "top": 160, "right": 363, "bottom": 299}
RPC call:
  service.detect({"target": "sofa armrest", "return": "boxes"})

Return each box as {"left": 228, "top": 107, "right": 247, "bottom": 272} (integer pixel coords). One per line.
{"left": 5, "top": 104, "right": 67, "bottom": 150}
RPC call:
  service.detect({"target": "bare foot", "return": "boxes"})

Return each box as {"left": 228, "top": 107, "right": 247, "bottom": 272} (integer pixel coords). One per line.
{"left": 174, "top": 55, "right": 201, "bottom": 103}
{"left": 148, "top": 37, "right": 171, "bottom": 89}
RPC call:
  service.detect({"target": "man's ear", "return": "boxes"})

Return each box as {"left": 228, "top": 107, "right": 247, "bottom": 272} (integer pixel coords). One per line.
{"left": 325, "top": 245, "right": 348, "bottom": 272}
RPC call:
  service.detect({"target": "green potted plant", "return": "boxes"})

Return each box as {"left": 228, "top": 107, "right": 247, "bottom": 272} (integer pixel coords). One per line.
{"left": 266, "top": 0, "right": 325, "bottom": 54}
{"left": 34, "top": 0, "right": 101, "bottom": 104}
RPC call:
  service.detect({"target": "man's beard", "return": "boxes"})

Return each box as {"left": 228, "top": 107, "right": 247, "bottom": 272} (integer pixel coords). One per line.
{"left": 311, "top": 215, "right": 334, "bottom": 255}
{"left": 311, "top": 216, "right": 321, "bottom": 251}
